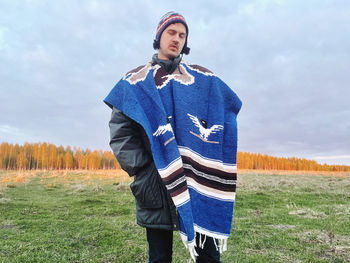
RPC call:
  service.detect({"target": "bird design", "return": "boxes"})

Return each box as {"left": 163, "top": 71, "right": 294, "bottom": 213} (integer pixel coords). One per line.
{"left": 123, "top": 64, "right": 152, "bottom": 85}
{"left": 154, "top": 64, "right": 194, "bottom": 89}
{"left": 187, "top": 113, "right": 223, "bottom": 141}
{"left": 153, "top": 123, "right": 174, "bottom": 137}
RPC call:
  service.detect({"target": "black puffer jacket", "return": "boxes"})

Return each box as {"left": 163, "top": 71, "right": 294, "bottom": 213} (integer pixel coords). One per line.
{"left": 109, "top": 107, "right": 179, "bottom": 230}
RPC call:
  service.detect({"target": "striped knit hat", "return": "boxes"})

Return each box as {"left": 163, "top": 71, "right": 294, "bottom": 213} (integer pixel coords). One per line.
{"left": 153, "top": 11, "right": 190, "bottom": 55}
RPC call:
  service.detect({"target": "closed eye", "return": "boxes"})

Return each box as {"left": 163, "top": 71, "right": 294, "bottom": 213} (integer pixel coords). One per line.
{"left": 167, "top": 29, "right": 186, "bottom": 39}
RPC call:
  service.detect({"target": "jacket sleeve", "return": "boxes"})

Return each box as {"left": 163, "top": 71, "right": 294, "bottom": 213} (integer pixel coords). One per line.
{"left": 109, "top": 107, "right": 153, "bottom": 176}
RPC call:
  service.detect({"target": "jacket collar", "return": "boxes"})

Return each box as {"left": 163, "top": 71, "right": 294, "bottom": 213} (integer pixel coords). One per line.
{"left": 152, "top": 53, "right": 182, "bottom": 74}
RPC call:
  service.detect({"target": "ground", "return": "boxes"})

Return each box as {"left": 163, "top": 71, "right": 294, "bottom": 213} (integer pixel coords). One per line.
{"left": 1, "top": 170, "right": 350, "bottom": 263}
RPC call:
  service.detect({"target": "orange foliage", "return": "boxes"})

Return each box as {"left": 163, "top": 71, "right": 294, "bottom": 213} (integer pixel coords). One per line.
{"left": 237, "top": 152, "right": 350, "bottom": 172}
{"left": 0, "top": 142, "right": 349, "bottom": 172}
{"left": 15, "top": 176, "right": 24, "bottom": 182}
{"left": 0, "top": 142, "right": 120, "bottom": 170}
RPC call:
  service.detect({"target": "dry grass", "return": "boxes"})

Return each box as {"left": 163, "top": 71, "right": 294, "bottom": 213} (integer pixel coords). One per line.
{"left": 2, "top": 168, "right": 350, "bottom": 195}
{"left": 296, "top": 230, "right": 350, "bottom": 261}
{"left": 239, "top": 169, "right": 350, "bottom": 177}
{"left": 288, "top": 209, "right": 326, "bottom": 219}
{"left": 0, "top": 169, "right": 130, "bottom": 192}
{"left": 237, "top": 169, "right": 350, "bottom": 194}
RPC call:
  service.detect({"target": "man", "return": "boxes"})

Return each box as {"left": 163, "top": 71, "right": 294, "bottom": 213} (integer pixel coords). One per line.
{"left": 104, "top": 12, "right": 242, "bottom": 263}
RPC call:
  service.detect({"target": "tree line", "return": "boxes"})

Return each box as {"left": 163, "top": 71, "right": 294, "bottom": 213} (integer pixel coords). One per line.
{"left": 0, "top": 142, "right": 120, "bottom": 170}
{"left": 237, "top": 152, "right": 350, "bottom": 172}
{"left": 0, "top": 142, "right": 349, "bottom": 172}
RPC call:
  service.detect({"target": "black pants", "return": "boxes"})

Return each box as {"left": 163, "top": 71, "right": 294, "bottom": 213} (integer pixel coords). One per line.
{"left": 146, "top": 228, "right": 221, "bottom": 263}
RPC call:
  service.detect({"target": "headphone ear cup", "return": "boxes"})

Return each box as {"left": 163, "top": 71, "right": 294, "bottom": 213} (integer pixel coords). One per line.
{"left": 182, "top": 46, "right": 190, "bottom": 55}
{"left": 154, "top": 39, "right": 190, "bottom": 54}
{"left": 153, "top": 39, "right": 160, "bottom": 49}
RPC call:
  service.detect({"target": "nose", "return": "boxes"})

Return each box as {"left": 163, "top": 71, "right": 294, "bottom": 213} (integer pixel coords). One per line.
{"left": 173, "top": 34, "right": 180, "bottom": 43}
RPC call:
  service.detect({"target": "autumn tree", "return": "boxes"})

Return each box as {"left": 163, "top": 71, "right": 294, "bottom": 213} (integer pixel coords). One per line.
{"left": 1, "top": 142, "right": 349, "bottom": 172}
{"left": 16, "top": 152, "right": 28, "bottom": 170}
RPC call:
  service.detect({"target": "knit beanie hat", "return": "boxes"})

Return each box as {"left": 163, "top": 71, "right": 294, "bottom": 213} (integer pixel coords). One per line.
{"left": 153, "top": 11, "right": 190, "bottom": 55}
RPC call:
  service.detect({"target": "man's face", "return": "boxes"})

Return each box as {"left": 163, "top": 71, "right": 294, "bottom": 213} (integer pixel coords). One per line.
{"left": 158, "top": 23, "right": 187, "bottom": 60}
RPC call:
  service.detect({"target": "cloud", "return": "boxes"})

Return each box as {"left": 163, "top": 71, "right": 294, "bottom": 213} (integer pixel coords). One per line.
{"left": 0, "top": 124, "right": 41, "bottom": 145}
{"left": 313, "top": 155, "right": 350, "bottom": 166}
{"left": 0, "top": 0, "right": 349, "bottom": 165}
{"left": 0, "top": 124, "right": 20, "bottom": 135}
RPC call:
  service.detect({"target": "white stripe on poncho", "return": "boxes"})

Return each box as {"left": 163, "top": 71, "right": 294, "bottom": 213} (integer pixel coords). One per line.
{"left": 104, "top": 61, "right": 242, "bottom": 261}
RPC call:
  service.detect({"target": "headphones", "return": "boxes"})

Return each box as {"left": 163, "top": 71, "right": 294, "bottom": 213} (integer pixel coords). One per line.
{"left": 153, "top": 39, "right": 190, "bottom": 55}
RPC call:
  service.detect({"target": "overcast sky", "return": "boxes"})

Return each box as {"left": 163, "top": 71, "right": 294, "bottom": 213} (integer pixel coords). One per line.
{"left": 1, "top": 0, "right": 349, "bottom": 165}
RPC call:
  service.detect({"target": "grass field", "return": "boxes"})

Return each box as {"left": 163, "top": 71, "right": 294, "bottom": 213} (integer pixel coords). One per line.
{"left": 1, "top": 170, "right": 350, "bottom": 263}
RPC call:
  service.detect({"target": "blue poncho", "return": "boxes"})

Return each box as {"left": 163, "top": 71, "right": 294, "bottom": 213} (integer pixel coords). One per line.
{"left": 104, "top": 61, "right": 242, "bottom": 259}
